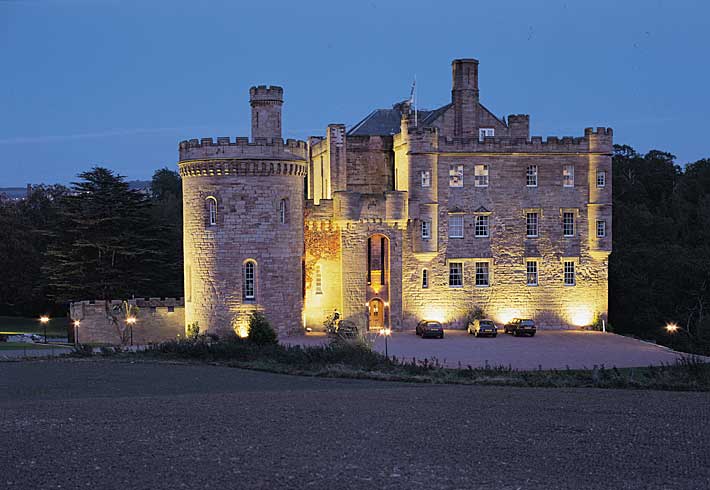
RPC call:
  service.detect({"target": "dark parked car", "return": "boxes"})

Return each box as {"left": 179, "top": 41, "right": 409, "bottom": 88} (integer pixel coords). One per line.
{"left": 468, "top": 319, "right": 497, "bottom": 337}
{"left": 334, "top": 320, "right": 358, "bottom": 338}
{"left": 416, "top": 320, "right": 444, "bottom": 339}
{"left": 504, "top": 318, "right": 536, "bottom": 337}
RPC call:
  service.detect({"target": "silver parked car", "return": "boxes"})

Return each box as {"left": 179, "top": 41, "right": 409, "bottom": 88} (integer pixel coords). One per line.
{"left": 468, "top": 319, "right": 498, "bottom": 337}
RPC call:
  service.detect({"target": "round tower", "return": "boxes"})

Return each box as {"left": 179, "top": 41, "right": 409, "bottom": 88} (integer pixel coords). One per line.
{"left": 249, "top": 85, "right": 283, "bottom": 140}
{"left": 179, "top": 87, "right": 306, "bottom": 337}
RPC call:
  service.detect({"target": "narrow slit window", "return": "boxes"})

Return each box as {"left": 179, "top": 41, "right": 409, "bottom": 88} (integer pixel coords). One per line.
{"left": 315, "top": 264, "right": 323, "bottom": 294}
{"left": 422, "top": 269, "right": 429, "bottom": 289}
{"left": 243, "top": 261, "right": 256, "bottom": 300}
{"left": 207, "top": 197, "right": 217, "bottom": 226}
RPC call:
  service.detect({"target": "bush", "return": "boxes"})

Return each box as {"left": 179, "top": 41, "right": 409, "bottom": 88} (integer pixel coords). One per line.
{"left": 186, "top": 322, "right": 200, "bottom": 340}
{"left": 247, "top": 312, "right": 277, "bottom": 346}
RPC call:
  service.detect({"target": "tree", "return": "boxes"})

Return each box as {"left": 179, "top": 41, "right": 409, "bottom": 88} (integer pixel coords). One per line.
{"left": 147, "top": 168, "right": 183, "bottom": 297}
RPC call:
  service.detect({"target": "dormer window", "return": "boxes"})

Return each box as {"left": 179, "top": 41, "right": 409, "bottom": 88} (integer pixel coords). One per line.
{"left": 479, "top": 128, "right": 494, "bottom": 141}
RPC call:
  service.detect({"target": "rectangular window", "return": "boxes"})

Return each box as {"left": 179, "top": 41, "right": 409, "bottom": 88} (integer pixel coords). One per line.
{"left": 474, "top": 164, "right": 489, "bottom": 187}
{"left": 474, "top": 215, "right": 489, "bottom": 237}
{"left": 475, "top": 262, "right": 489, "bottom": 287}
{"left": 449, "top": 164, "right": 463, "bottom": 187}
{"left": 526, "top": 261, "right": 538, "bottom": 286}
{"left": 448, "top": 214, "right": 464, "bottom": 238}
{"left": 596, "top": 170, "right": 606, "bottom": 188}
{"left": 526, "top": 212, "right": 539, "bottom": 238}
{"left": 526, "top": 165, "right": 538, "bottom": 187}
{"left": 422, "top": 269, "right": 429, "bottom": 289}
{"left": 449, "top": 262, "right": 463, "bottom": 288}
{"left": 564, "top": 261, "right": 576, "bottom": 286}
{"left": 315, "top": 265, "right": 323, "bottom": 294}
{"left": 563, "top": 165, "right": 574, "bottom": 187}
{"left": 421, "top": 170, "right": 431, "bottom": 188}
{"left": 421, "top": 220, "right": 431, "bottom": 239}
{"left": 563, "top": 212, "right": 575, "bottom": 237}
{"left": 596, "top": 220, "right": 606, "bottom": 238}
{"left": 479, "top": 128, "right": 495, "bottom": 141}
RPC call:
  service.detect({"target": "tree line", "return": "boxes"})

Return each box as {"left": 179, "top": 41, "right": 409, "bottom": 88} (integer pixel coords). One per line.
{"left": 0, "top": 147, "right": 708, "bottom": 353}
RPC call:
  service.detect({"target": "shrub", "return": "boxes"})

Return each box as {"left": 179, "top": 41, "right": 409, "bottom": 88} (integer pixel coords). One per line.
{"left": 186, "top": 322, "right": 200, "bottom": 340}
{"left": 248, "top": 312, "right": 278, "bottom": 346}
{"left": 466, "top": 306, "right": 485, "bottom": 324}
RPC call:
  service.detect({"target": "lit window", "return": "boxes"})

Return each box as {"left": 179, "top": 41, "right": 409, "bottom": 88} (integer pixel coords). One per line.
{"left": 243, "top": 260, "right": 256, "bottom": 300}
{"left": 421, "top": 170, "right": 431, "bottom": 188}
{"left": 527, "top": 165, "right": 538, "bottom": 187}
{"left": 279, "top": 199, "right": 287, "bottom": 224}
{"left": 596, "top": 220, "right": 606, "bottom": 238}
{"left": 564, "top": 261, "right": 575, "bottom": 286}
{"left": 563, "top": 212, "right": 575, "bottom": 237}
{"left": 207, "top": 197, "right": 217, "bottom": 226}
{"left": 526, "top": 261, "right": 538, "bottom": 286}
{"left": 474, "top": 164, "right": 489, "bottom": 187}
{"left": 422, "top": 269, "right": 429, "bottom": 289}
{"left": 475, "top": 262, "right": 489, "bottom": 287}
{"left": 449, "top": 164, "right": 463, "bottom": 187}
{"left": 421, "top": 220, "right": 431, "bottom": 239}
{"left": 449, "top": 262, "right": 463, "bottom": 288}
{"left": 596, "top": 170, "right": 606, "bottom": 188}
{"left": 474, "top": 215, "right": 489, "bottom": 237}
{"left": 563, "top": 165, "right": 574, "bottom": 187}
{"left": 479, "top": 128, "right": 495, "bottom": 141}
{"left": 315, "top": 264, "right": 323, "bottom": 294}
{"left": 449, "top": 214, "right": 464, "bottom": 238}
{"left": 526, "top": 212, "right": 539, "bottom": 238}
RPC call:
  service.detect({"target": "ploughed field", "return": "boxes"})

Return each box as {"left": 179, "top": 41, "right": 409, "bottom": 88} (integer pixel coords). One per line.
{"left": 1, "top": 360, "right": 708, "bottom": 489}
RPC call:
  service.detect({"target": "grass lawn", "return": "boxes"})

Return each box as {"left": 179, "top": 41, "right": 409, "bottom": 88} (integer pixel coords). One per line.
{"left": 0, "top": 316, "right": 68, "bottom": 337}
{"left": 0, "top": 342, "right": 65, "bottom": 351}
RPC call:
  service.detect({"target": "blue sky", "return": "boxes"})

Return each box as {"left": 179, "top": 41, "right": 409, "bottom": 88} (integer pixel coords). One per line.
{"left": 1, "top": 0, "right": 708, "bottom": 186}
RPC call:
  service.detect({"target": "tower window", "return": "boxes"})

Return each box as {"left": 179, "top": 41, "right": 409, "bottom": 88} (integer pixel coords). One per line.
{"left": 206, "top": 197, "right": 217, "bottom": 226}
{"left": 279, "top": 199, "right": 288, "bottom": 224}
{"left": 243, "top": 260, "right": 256, "bottom": 300}
{"left": 422, "top": 269, "right": 429, "bottom": 289}
{"left": 474, "top": 164, "right": 489, "bottom": 187}
{"left": 421, "top": 170, "right": 431, "bottom": 188}
{"left": 421, "top": 220, "right": 431, "bottom": 240}
{"left": 596, "top": 220, "right": 606, "bottom": 238}
{"left": 596, "top": 170, "right": 606, "bottom": 188}
{"left": 527, "top": 165, "right": 538, "bottom": 187}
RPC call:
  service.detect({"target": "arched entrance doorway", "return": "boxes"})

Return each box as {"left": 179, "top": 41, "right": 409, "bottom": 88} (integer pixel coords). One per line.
{"left": 369, "top": 298, "right": 385, "bottom": 331}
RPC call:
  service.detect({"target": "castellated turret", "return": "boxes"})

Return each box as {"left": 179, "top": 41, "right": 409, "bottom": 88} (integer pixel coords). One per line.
{"left": 178, "top": 86, "right": 306, "bottom": 337}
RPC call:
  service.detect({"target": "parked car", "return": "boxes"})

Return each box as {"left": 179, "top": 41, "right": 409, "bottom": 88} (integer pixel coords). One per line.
{"left": 504, "top": 318, "right": 536, "bottom": 337}
{"left": 416, "top": 320, "right": 444, "bottom": 339}
{"left": 468, "top": 319, "right": 497, "bottom": 337}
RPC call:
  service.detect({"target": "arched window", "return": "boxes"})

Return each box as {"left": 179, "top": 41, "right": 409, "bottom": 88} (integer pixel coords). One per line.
{"left": 206, "top": 197, "right": 217, "bottom": 226}
{"left": 243, "top": 260, "right": 256, "bottom": 300}
{"left": 279, "top": 199, "right": 288, "bottom": 224}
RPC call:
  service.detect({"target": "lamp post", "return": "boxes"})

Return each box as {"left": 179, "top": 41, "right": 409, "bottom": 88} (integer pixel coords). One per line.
{"left": 665, "top": 322, "right": 694, "bottom": 340}
{"left": 379, "top": 327, "right": 392, "bottom": 358}
{"left": 39, "top": 316, "right": 50, "bottom": 343}
{"left": 73, "top": 320, "right": 81, "bottom": 346}
{"left": 126, "top": 316, "right": 137, "bottom": 346}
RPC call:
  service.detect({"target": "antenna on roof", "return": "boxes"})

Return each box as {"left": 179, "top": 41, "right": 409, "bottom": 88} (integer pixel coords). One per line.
{"left": 409, "top": 75, "right": 417, "bottom": 127}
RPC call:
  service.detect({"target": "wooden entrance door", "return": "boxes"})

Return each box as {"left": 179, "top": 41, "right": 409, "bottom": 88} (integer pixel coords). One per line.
{"left": 369, "top": 299, "right": 384, "bottom": 331}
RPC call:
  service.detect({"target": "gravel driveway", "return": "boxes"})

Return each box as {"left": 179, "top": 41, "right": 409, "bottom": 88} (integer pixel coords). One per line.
{"left": 285, "top": 330, "right": 702, "bottom": 369}
{"left": 1, "top": 361, "right": 708, "bottom": 490}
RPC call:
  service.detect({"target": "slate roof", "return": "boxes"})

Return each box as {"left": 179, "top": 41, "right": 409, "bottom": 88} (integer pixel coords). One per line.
{"left": 347, "top": 103, "right": 452, "bottom": 136}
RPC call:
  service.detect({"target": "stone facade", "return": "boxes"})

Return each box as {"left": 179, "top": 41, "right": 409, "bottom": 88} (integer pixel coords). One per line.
{"left": 181, "top": 58, "right": 612, "bottom": 337}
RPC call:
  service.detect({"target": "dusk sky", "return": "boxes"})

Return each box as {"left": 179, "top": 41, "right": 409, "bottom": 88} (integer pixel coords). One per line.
{"left": 1, "top": 0, "right": 708, "bottom": 186}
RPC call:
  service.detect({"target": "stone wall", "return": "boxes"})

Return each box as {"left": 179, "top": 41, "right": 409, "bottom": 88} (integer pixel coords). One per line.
{"left": 69, "top": 298, "right": 184, "bottom": 345}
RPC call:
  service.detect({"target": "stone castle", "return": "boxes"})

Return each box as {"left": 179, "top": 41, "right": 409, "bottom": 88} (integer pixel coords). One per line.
{"left": 179, "top": 58, "right": 612, "bottom": 337}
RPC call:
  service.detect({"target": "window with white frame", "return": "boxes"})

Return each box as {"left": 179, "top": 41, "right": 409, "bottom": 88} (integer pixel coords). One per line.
{"left": 207, "top": 197, "right": 217, "bottom": 226}
{"left": 526, "top": 165, "right": 538, "bottom": 187}
{"left": 315, "top": 264, "right": 323, "bottom": 294}
{"left": 243, "top": 260, "right": 256, "bottom": 300}
{"left": 421, "top": 170, "right": 431, "bottom": 188}
{"left": 563, "top": 212, "right": 575, "bottom": 237}
{"left": 474, "top": 164, "right": 489, "bottom": 187}
{"left": 475, "top": 261, "right": 489, "bottom": 287}
{"left": 474, "top": 215, "right": 489, "bottom": 237}
{"left": 279, "top": 199, "right": 287, "bottom": 224}
{"left": 563, "top": 165, "right": 575, "bottom": 187}
{"left": 526, "top": 261, "right": 538, "bottom": 286}
{"left": 449, "top": 262, "right": 463, "bottom": 288}
{"left": 596, "top": 170, "right": 606, "bottom": 188}
{"left": 449, "top": 164, "right": 463, "bottom": 187}
{"left": 596, "top": 220, "right": 606, "bottom": 238}
{"left": 479, "top": 128, "right": 495, "bottom": 141}
{"left": 526, "top": 212, "right": 539, "bottom": 238}
{"left": 449, "top": 214, "right": 464, "bottom": 238}
{"left": 422, "top": 269, "right": 429, "bottom": 289}
{"left": 421, "top": 220, "right": 431, "bottom": 239}
{"left": 564, "top": 261, "right": 575, "bottom": 286}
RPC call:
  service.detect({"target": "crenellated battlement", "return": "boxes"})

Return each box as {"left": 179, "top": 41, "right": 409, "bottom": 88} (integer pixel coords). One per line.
{"left": 435, "top": 127, "right": 613, "bottom": 153}
{"left": 249, "top": 85, "right": 283, "bottom": 102}
{"left": 179, "top": 136, "right": 308, "bottom": 162}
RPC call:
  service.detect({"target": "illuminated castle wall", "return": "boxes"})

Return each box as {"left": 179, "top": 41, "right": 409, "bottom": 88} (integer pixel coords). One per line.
{"left": 180, "top": 58, "right": 612, "bottom": 336}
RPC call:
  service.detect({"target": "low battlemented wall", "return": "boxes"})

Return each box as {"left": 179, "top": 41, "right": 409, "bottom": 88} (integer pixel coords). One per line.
{"left": 69, "top": 298, "right": 184, "bottom": 345}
